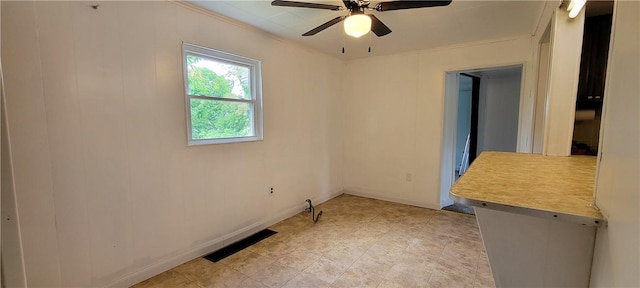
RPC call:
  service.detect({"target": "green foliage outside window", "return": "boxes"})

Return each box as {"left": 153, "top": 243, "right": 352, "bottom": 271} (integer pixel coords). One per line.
{"left": 187, "top": 55, "right": 252, "bottom": 139}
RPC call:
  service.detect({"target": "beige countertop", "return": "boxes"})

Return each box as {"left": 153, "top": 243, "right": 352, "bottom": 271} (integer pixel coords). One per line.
{"left": 450, "top": 152, "right": 605, "bottom": 227}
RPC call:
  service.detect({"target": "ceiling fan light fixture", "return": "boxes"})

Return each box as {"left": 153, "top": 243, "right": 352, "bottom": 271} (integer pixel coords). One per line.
{"left": 344, "top": 14, "right": 371, "bottom": 38}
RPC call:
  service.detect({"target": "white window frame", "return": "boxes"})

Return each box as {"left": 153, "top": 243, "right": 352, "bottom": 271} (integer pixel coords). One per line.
{"left": 182, "top": 43, "right": 263, "bottom": 145}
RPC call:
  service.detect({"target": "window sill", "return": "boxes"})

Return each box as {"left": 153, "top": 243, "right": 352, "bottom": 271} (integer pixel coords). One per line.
{"left": 188, "top": 136, "right": 263, "bottom": 146}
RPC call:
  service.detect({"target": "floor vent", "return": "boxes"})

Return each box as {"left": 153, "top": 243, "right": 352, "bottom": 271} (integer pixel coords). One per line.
{"left": 203, "top": 229, "right": 277, "bottom": 263}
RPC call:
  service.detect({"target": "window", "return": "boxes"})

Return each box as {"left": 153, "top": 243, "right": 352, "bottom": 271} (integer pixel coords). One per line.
{"left": 182, "top": 43, "right": 263, "bottom": 145}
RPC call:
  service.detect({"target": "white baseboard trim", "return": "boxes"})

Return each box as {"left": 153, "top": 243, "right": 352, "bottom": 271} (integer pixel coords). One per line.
{"left": 343, "top": 189, "right": 441, "bottom": 211}
{"left": 440, "top": 197, "right": 455, "bottom": 208}
{"left": 108, "top": 190, "right": 344, "bottom": 288}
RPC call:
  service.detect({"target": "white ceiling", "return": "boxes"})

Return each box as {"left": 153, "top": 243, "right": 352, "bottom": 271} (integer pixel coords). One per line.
{"left": 189, "top": 0, "right": 547, "bottom": 60}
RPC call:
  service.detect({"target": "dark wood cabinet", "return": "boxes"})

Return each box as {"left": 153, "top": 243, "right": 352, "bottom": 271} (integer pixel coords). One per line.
{"left": 576, "top": 14, "right": 612, "bottom": 110}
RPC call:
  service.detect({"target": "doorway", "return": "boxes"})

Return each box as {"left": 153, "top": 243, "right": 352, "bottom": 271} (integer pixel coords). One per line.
{"left": 441, "top": 65, "right": 524, "bottom": 212}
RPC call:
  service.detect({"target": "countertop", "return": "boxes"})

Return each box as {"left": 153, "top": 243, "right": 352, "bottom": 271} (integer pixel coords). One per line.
{"left": 450, "top": 152, "right": 605, "bottom": 227}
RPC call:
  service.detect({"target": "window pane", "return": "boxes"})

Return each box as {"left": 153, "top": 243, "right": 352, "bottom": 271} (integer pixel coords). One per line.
{"left": 190, "top": 99, "right": 253, "bottom": 140}
{"left": 186, "top": 54, "right": 251, "bottom": 100}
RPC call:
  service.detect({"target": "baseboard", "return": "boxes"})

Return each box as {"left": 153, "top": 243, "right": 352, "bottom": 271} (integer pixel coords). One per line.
{"left": 441, "top": 197, "right": 455, "bottom": 208}
{"left": 343, "top": 189, "right": 441, "bottom": 211}
{"left": 310, "top": 189, "right": 345, "bottom": 208}
{"left": 108, "top": 189, "right": 344, "bottom": 288}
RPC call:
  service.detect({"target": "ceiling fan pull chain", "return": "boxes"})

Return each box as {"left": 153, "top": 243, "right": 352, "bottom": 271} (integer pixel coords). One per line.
{"left": 368, "top": 31, "right": 372, "bottom": 53}
{"left": 342, "top": 32, "right": 346, "bottom": 54}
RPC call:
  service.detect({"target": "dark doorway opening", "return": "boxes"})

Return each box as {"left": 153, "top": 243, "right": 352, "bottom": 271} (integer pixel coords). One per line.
{"left": 461, "top": 73, "right": 481, "bottom": 165}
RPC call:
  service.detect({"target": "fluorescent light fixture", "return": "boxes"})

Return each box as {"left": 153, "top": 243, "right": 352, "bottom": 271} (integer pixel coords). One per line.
{"left": 567, "top": 0, "right": 587, "bottom": 18}
{"left": 344, "top": 14, "right": 371, "bottom": 38}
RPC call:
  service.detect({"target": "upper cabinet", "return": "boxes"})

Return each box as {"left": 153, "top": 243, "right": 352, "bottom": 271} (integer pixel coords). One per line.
{"left": 576, "top": 14, "right": 613, "bottom": 109}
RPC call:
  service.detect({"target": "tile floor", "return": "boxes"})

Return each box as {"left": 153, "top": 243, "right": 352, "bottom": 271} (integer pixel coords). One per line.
{"left": 132, "top": 194, "right": 495, "bottom": 288}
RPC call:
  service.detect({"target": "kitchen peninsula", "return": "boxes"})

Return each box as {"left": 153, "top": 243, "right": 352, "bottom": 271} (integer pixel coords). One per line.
{"left": 450, "top": 152, "right": 605, "bottom": 287}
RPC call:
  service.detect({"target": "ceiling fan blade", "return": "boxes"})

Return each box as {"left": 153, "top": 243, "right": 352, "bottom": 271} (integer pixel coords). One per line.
{"left": 271, "top": 0, "right": 343, "bottom": 11}
{"left": 302, "top": 16, "right": 346, "bottom": 36}
{"left": 369, "top": 14, "right": 392, "bottom": 36}
{"left": 375, "top": 0, "right": 452, "bottom": 12}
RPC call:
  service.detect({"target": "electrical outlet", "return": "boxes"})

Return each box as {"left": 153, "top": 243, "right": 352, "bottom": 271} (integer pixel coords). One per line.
{"left": 406, "top": 173, "right": 413, "bottom": 182}
{"left": 269, "top": 187, "right": 274, "bottom": 196}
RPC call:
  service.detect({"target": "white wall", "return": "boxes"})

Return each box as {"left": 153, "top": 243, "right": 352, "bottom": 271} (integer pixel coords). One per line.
{"left": 342, "top": 36, "right": 535, "bottom": 209}
{"left": 477, "top": 73, "right": 522, "bottom": 154}
{"left": 533, "top": 41, "right": 550, "bottom": 154}
{"left": 590, "top": 1, "right": 639, "bottom": 286}
{"left": 1, "top": 69, "right": 27, "bottom": 287}
{"left": 1, "top": 1, "right": 343, "bottom": 287}
{"left": 543, "top": 8, "right": 585, "bottom": 156}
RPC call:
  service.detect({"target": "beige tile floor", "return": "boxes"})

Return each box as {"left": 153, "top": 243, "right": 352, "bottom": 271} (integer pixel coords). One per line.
{"left": 133, "top": 194, "right": 495, "bottom": 288}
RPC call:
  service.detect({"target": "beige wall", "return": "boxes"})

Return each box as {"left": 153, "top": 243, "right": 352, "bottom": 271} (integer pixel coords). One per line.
{"left": 342, "top": 37, "right": 535, "bottom": 209}
{"left": 1, "top": 2, "right": 343, "bottom": 286}
{"left": 590, "top": 1, "right": 640, "bottom": 286}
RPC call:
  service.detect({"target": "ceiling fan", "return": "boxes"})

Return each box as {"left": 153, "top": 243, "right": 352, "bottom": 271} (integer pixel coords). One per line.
{"left": 271, "top": 0, "right": 452, "bottom": 38}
